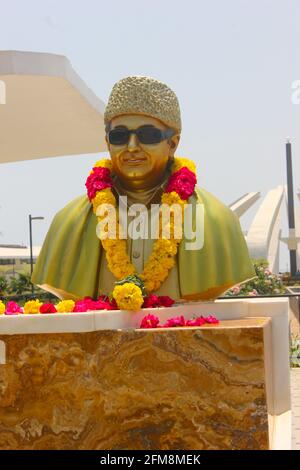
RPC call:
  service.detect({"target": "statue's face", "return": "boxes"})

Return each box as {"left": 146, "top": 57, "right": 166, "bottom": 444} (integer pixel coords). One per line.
{"left": 106, "top": 114, "right": 180, "bottom": 190}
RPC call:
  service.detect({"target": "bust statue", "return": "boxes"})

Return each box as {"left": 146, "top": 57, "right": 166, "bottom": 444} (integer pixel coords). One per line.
{"left": 32, "top": 76, "right": 254, "bottom": 304}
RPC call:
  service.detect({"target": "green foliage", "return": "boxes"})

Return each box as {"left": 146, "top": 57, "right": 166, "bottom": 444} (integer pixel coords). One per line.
{"left": 290, "top": 335, "right": 300, "bottom": 368}
{"left": 225, "top": 259, "right": 285, "bottom": 297}
{"left": 115, "top": 274, "right": 146, "bottom": 295}
{"left": 8, "top": 273, "right": 32, "bottom": 295}
{"left": 0, "top": 272, "right": 49, "bottom": 303}
{"left": 0, "top": 276, "right": 9, "bottom": 296}
{"left": 250, "top": 257, "right": 269, "bottom": 269}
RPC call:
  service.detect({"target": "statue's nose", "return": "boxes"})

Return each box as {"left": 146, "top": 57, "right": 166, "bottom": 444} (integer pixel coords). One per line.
{"left": 127, "top": 132, "right": 139, "bottom": 152}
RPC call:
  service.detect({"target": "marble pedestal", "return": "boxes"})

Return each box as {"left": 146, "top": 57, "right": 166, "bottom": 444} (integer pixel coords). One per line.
{"left": 0, "top": 299, "right": 291, "bottom": 450}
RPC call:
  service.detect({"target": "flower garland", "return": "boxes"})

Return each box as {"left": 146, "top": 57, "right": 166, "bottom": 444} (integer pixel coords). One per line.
{"left": 0, "top": 295, "right": 175, "bottom": 315}
{"left": 85, "top": 157, "right": 197, "bottom": 310}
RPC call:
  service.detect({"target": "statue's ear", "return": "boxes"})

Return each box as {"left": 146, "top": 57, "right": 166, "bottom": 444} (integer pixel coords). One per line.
{"left": 169, "top": 134, "right": 180, "bottom": 156}
{"left": 105, "top": 133, "right": 110, "bottom": 150}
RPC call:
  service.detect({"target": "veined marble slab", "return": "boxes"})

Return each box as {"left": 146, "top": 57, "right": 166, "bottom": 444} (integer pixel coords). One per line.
{"left": 0, "top": 319, "right": 270, "bottom": 449}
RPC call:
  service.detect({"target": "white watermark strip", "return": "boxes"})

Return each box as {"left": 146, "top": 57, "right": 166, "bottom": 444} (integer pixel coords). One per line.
{"left": 95, "top": 198, "right": 205, "bottom": 251}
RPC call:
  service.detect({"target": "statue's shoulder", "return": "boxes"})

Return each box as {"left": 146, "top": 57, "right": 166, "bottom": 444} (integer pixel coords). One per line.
{"left": 54, "top": 194, "right": 91, "bottom": 220}
{"left": 193, "top": 186, "right": 237, "bottom": 224}
{"left": 52, "top": 194, "right": 91, "bottom": 226}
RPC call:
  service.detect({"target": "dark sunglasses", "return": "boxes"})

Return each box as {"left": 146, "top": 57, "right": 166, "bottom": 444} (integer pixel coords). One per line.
{"left": 107, "top": 125, "right": 175, "bottom": 145}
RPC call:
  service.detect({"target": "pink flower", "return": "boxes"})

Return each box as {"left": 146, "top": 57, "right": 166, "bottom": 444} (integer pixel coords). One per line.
{"left": 73, "top": 300, "right": 89, "bottom": 312}
{"left": 140, "top": 314, "right": 160, "bottom": 329}
{"left": 40, "top": 303, "right": 57, "bottom": 314}
{"left": 91, "top": 300, "right": 113, "bottom": 310}
{"left": 166, "top": 167, "right": 197, "bottom": 200}
{"left": 95, "top": 296, "right": 118, "bottom": 310}
{"left": 163, "top": 315, "right": 186, "bottom": 327}
{"left": 5, "top": 301, "right": 23, "bottom": 315}
{"left": 73, "top": 297, "right": 113, "bottom": 312}
{"left": 204, "top": 315, "right": 219, "bottom": 324}
{"left": 186, "top": 316, "right": 206, "bottom": 326}
{"left": 158, "top": 296, "right": 175, "bottom": 307}
{"left": 232, "top": 286, "right": 240, "bottom": 295}
{"left": 85, "top": 167, "right": 113, "bottom": 201}
{"left": 249, "top": 289, "right": 258, "bottom": 297}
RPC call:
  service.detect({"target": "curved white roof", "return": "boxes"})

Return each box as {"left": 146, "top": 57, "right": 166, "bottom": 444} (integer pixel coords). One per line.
{"left": 0, "top": 50, "right": 106, "bottom": 163}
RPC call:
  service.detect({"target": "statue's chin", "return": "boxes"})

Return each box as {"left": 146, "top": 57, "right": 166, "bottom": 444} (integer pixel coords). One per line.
{"left": 115, "top": 169, "right": 155, "bottom": 190}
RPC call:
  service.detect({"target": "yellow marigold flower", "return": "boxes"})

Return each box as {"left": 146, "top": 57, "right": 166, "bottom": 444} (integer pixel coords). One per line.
{"left": 161, "top": 192, "right": 186, "bottom": 208}
{"left": 163, "top": 256, "right": 176, "bottom": 269}
{"left": 111, "top": 264, "right": 135, "bottom": 280}
{"left": 102, "top": 238, "right": 118, "bottom": 250}
{"left": 112, "top": 283, "right": 144, "bottom": 311}
{"left": 152, "top": 239, "right": 178, "bottom": 256}
{"left": 143, "top": 278, "right": 162, "bottom": 292}
{"left": 56, "top": 299, "right": 75, "bottom": 313}
{"left": 172, "top": 157, "right": 196, "bottom": 174}
{"left": 0, "top": 300, "right": 5, "bottom": 315}
{"left": 24, "top": 299, "right": 43, "bottom": 314}
{"left": 92, "top": 189, "right": 116, "bottom": 212}
{"left": 159, "top": 221, "right": 183, "bottom": 241}
{"left": 92, "top": 158, "right": 113, "bottom": 170}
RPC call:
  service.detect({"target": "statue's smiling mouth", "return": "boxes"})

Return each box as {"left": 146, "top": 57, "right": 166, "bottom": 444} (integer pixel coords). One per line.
{"left": 122, "top": 155, "right": 147, "bottom": 164}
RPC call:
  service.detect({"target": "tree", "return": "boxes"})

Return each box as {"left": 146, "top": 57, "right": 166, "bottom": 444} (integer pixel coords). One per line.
{"left": 0, "top": 276, "right": 8, "bottom": 296}
{"left": 9, "top": 273, "right": 32, "bottom": 295}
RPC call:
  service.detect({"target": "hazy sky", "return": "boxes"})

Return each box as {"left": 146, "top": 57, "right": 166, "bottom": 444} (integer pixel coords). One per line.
{"left": 0, "top": 0, "right": 299, "bottom": 271}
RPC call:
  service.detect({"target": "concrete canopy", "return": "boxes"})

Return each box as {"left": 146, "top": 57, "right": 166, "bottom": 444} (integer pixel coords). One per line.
{"left": 0, "top": 50, "right": 106, "bottom": 163}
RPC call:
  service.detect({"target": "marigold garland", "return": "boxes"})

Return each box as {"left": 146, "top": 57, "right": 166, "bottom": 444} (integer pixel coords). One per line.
{"left": 85, "top": 157, "right": 197, "bottom": 309}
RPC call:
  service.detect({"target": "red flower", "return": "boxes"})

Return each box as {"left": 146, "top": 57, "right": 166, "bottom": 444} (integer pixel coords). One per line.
{"left": 158, "top": 296, "right": 175, "bottom": 307}
{"left": 143, "top": 294, "right": 160, "bottom": 308}
{"left": 98, "top": 295, "right": 109, "bottom": 302}
{"left": 5, "top": 301, "right": 23, "bottom": 315}
{"left": 142, "top": 295, "right": 175, "bottom": 308}
{"left": 140, "top": 314, "right": 160, "bottom": 329}
{"left": 40, "top": 303, "right": 57, "bottom": 314}
{"left": 107, "top": 298, "right": 118, "bottom": 310}
{"left": 163, "top": 315, "right": 186, "bottom": 327}
{"left": 165, "top": 167, "right": 197, "bottom": 200}
{"left": 85, "top": 167, "right": 113, "bottom": 201}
